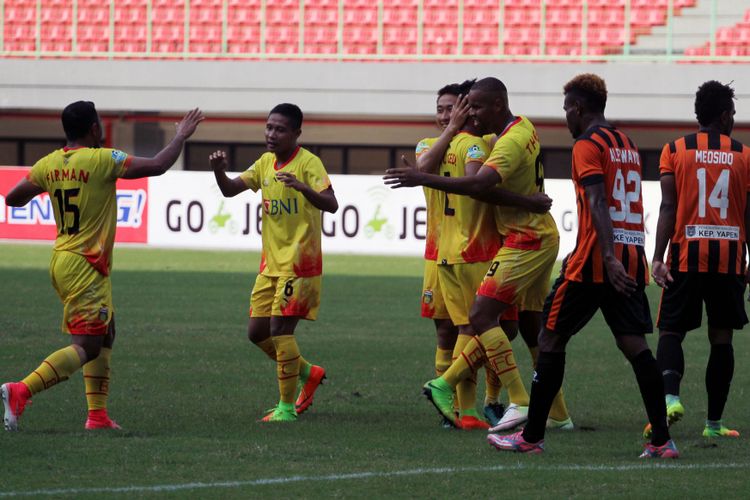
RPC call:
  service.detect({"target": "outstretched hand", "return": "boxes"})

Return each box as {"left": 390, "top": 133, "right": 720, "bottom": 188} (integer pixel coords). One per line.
{"left": 175, "top": 108, "right": 205, "bottom": 139}
{"left": 383, "top": 155, "right": 426, "bottom": 188}
{"left": 209, "top": 150, "right": 228, "bottom": 173}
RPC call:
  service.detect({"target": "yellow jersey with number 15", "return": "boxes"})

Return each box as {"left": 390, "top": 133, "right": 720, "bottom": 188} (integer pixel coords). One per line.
{"left": 483, "top": 116, "right": 558, "bottom": 250}
{"left": 27, "top": 147, "right": 131, "bottom": 276}
{"left": 240, "top": 146, "right": 331, "bottom": 278}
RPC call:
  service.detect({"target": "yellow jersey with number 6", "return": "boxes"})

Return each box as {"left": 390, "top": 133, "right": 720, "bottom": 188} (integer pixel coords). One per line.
{"left": 240, "top": 146, "right": 332, "bottom": 277}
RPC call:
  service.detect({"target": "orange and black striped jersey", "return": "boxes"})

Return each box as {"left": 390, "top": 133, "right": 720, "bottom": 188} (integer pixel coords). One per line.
{"left": 564, "top": 125, "right": 649, "bottom": 285}
{"left": 660, "top": 132, "right": 750, "bottom": 275}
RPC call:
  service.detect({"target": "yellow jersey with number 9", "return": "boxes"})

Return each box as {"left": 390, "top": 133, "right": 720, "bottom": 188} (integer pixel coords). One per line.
{"left": 240, "top": 146, "right": 331, "bottom": 277}
{"left": 27, "top": 147, "right": 131, "bottom": 276}
{"left": 483, "top": 116, "right": 558, "bottom": 250}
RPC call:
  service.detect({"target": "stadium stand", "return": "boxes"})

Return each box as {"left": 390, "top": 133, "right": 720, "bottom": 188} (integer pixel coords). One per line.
{"left": 9, "top": 0, "right": 749, "bottom": 61}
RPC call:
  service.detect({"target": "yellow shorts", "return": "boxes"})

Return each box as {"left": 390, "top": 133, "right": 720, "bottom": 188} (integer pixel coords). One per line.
{"left": 250, "top": 274, "right": 321, "bottom": 321}
{"left": 421, "top": 259, "right": 450, "bottom": 320}
{"left": 477, "top": 241, "right": 559, "bottom": 312}
{"left": 49, "top": 251, "right": 113, "bottom": 336}
{"left": 437, "top": 261, "right": 489, "bottom": 326}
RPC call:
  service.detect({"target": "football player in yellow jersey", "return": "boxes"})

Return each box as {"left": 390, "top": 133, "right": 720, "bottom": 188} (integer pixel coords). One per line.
{"left": 210, "top": 103, "right": 338, "bottom": 422}
{"left": 416, "top": 80, "right": 521, "bottom": 430}
{"left": 2, "top": 101, "right": 204, "bottom": 431}
{"left": 385, "top": 77, "right": 565, "bottom": 432}
{"left": 414, "top": 83, "right": 461, "bottom": 428}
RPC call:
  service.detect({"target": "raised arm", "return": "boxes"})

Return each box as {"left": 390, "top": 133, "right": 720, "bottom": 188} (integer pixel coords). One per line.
{"left": 209, "top": 150, "right": 249, "bottom": 198}
{"left": 276, "top": 172, "right": 338, "bottom": 213}
{"left": 415, "top": 95, "right": 470, "bottom": 173}
{"left": 651, "top": 173, "right": 677, "bottom": 288}
{"left": 121, "top": 108, "right": 205, "bottom": 179}
{"left": 5, "top": 177, "right": 44, "bottom": 207}
{"left": 585, "top": 181, "right": 637, "bottom": 296}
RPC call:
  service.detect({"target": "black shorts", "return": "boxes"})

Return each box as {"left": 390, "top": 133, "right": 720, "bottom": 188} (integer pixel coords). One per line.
{"left": 543, "top": 274, "right": 653, "bottom": 337}
{"left": 656, "top": 271, "right": 748, "bottom": 332}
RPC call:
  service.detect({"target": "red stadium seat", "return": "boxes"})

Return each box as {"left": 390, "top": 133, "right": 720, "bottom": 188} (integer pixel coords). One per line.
{"left": 343, "top": 7, "right": 377, "bottom": 26}
{"left": 306, "top": 7, "right": 338, "bottom": 26}
{"left": 343, "top": 26, "right": 377, "bottom": 44}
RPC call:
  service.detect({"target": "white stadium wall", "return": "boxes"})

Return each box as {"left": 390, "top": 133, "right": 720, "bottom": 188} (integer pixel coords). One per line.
{"left": 0, "top": 168, "right": 660, "bottom": 261}
{"left": 1, "top": 60, "right": 750, "bottom": 123}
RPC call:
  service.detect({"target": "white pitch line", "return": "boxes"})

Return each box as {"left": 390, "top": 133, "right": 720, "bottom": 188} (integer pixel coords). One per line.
{"left": 1, "top": 462, "right": 747, "bottom": 498}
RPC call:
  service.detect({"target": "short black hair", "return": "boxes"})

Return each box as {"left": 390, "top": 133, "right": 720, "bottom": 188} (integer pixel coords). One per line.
{"left": 563, "top": 73, "right": 607, "bottom": 113}
{"left": 269, "top": 103, "right": 303, "bottom": 130}
{"left": 437, "top": 83, "right": 462, "bottom": 97}
{"left": 438, "top": 78, "right": 477, "bottom": 97}
{"left": 61, "top": 101, "right": 99, "bottom": 141}
{"left": 438, "top": 79, "right": 477, "bottom": 98}
{"left": 695, "top": 80, "right": 735, "bottom": 127}
{"left": 472, "top": 77, "right": 508, "bottom": 94}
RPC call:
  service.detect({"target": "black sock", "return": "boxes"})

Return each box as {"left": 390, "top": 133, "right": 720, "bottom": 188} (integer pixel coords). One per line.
{"left": 630, "top": 349, "right": 670, "bottom": 446}
{"left": 706, "top": 344, "right": 734, "bottom": 422}
{"left": 657, "top": 334, "right": 684, "bottom": 396}
{"left": 522, "top": 351, "right": 565, "bottom": 444}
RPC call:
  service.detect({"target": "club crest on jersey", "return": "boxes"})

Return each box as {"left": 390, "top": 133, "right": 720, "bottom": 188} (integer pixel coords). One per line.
{"left": 686, "top": 226, "right": 696, "bottom": 238}
{"left": 423, "top": 289, "right": 433, "bottom": 304}
{"left": 467, "top": 145, "right": 484, "bottom": 160}
{"left": 111, "top": 150, "right": 127, "bottom": 163}
{"left": 98, "top": 307, "right": 109, "bottom": 322}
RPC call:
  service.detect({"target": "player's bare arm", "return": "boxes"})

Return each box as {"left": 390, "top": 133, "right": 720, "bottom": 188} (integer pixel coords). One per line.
{"left": 584, "top": 181, "right": 637, "bottom": 296}
{"left": 123, "top": 108, "right": 205, "bottom": 179}
{"left": 276, "top": 172, "right": 338, "bottom": 213}
{"left": 652, "top": 173, "right": 677, "bottom": 288}
{"left": 463, "top": 160, "right": 552, "bottom": 213}
{"left": 416, "top": 94, "right": 470, "bottom": 173}
{"left": 210, "top": 150, "right": 248, "bottom": 197}
{"left": 5, "top": 178, "right": 44, "bottom": 207}
{"left": 384, "top": 156, "right": 498, "bottom": 197}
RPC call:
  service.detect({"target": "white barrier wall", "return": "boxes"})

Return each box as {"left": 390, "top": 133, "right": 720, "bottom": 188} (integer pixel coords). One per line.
{"left": 0, "top": 168, "right": 662, "bottom": 261}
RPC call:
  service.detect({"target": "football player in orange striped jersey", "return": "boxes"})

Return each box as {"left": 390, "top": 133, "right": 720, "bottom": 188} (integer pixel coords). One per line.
{"left": 490, "top": 74, "right": 677, "bottom": 458}
{"left": 650, "top": 81, "right": 750, "bottom": 439}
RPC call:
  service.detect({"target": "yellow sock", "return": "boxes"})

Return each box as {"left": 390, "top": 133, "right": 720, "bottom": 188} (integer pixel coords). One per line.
{"left": 484, "top": 365, "right": 501, "bottom": 406}
{"left": 479, "top": 327, "right": 529, "bottom": 406}
{"left": 271, "top": 335, "right": 300, "bottom": 404}
{"left": 442, "top": 336, "right": 484, "bottom": 388}
{"left": 255, "top": 337, "right": 277, "bottom": 361}
{"left": 452, "top": 335, "right": 477, "bottom": 414}
{"left": 83, "top": 347, "right": 112, "bottom": 411}
{"left": 21, "top": 345, "right": 83, "bottom": 396}
{"left": 435, "top": 347, "right": 452, "bottom": 377}
{"left": 549, "top": 389, "right": 570, "bottom": 421}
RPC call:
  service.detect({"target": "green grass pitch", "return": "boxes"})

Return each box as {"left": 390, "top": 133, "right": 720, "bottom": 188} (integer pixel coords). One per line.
{"left": 0, "top": 243, "right": 748, "bottom": 498}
